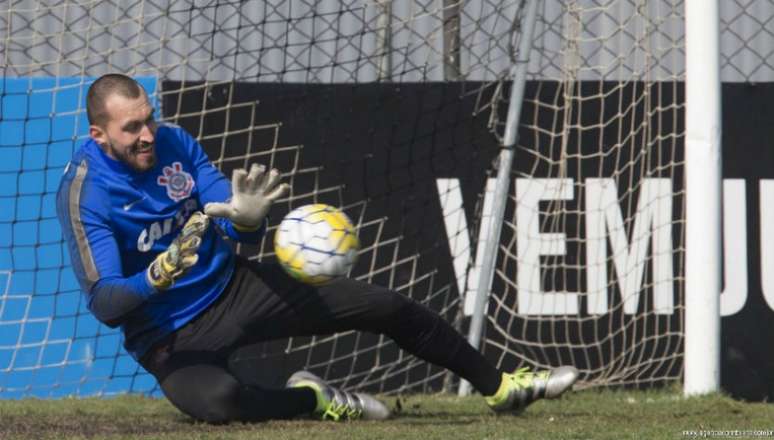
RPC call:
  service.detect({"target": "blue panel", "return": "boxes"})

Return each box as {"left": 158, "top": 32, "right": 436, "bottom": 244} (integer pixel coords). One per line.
{"left": 15, "top": 195, "right": 41, "bottom": 221}
{"left": 13, "top": 221, "right": 37, "bottom": 246}
{"left": 41, "top": 342, "right": 68, "bottom": 366}
{"left": 0, "top": 147, "right": 22, "bottom": 171}
{"left": 0, "top": 223, "right": 11, "bottom": 246}
{"left": 10, "top": 248, "right": 34, "bottom": 270}
{"left": 18, "top": 170, "right": 45, "bottom": 195}
{"left": 55, "top": 290, "right": 81, "bottom": 316}
{"left": 0, "top": 175, "right": 16, "bottom": 197}
{"left": 74, "top": 314, "right": 100, "bottom": 338}
{"left": 53, "top": 85, "right": 82, "bottom": 114}
{"left": 1, "top": 79, "right": 28, "bottom": 93}
{"left": 29, "top": 368, "right": 60, "bottom": 396}
{"left": 3, "top": 371, "right": 33, "bottom": 394}
{"left": 25, "top": 118, "right": 51, "bottom": 145}
{"left": 1, "top": 76, "right": 159, "bottom": 398}
{"left": 8, "top": 270, "right": 33, "bottom": 294}
{"left": 0, "top": 197, "right": 15, "bottom": 221}
{"left": 20, "top": 321, "right": 48, "bottom": 344}
{"left": 95, "top": 333, "right": 122, "bottom": 358}
{"left": 1, "top": 298, "right": 28, "bottom": 321}
{"left": 0, "top": 249, "right": 12, "bottom": 268}
{"left": 28, "top": 89, "right": 53, "bottom": 118}
{"left": 2, "top": 94, "right": 28, "bottom": 120}
{"left": 59, "top": 269, "right": 79, "bottom": 291}
{"left": 22, "top": 144, "right": 47, "bottom": 170}
{"left": 45, "top": 168, "right": 63, "bottom": 193}
{"left": 29, "top": 292, "right": 55, "bottom": 317}
{"left": 38, "top": 218, "right": 61, "bottom": 244}
{"left": 29, "top": 77, "right": 55, "bottom": 91}
{"left": 48, "top": 141, "right": 74, "bottom": 166}
{"left": 113, "top": 356, "right": 141, "bottom": 376}
{"left": 60, "top": 359, "right": 89, "bottom": 380}
{"left": 41, "top": 193, "right": 58, "bottom": 218}
{"left": 12, "top": 347, "right": 42, "bottom": 369}
{"left": 0, "top": 325, "right": 20, "bottom": 345}
{"left": 49, "top": 317, "right": 75, "bottom": 339}
{"left": 37, "top": 244, "right": 62, "bottom": 268}
{"left": 0, "top": 349, "right": 13, "bottom": 370}
{"left": 51, "top": 116, "right": 78, "bottom": 143}
{"left": 132, "top": 372, "right": 160, "bottom": 395}
{"left": 0, "top": 121, "right": 24, "bottom": 146}
{"left": 78, "top": 380, "right": 108, "bottom": 397}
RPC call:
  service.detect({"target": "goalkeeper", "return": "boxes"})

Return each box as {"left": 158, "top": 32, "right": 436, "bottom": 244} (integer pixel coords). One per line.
{"left": 56, "top": 74, "right": 578, "bottom": 423}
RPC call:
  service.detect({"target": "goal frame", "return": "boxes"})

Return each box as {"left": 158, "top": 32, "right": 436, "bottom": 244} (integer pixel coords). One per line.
{"left": 683, "top": 0, "right": 721, "bottom": 395}
{"left": 458, "top": 0, "right": 722, "bottom": 396}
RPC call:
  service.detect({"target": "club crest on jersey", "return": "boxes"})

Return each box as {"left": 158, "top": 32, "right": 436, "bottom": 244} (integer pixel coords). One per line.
{"left": 157, "top": 162, "right": 194, "bottom": 202}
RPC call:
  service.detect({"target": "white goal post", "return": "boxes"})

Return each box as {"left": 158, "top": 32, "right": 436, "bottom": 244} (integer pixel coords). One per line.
{"left": 684, "top": 0, "right": 721, "bottom": 395}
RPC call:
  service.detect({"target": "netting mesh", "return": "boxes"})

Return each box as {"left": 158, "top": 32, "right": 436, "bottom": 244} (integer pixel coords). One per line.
{"left": 0, "top": 0, "right": 772, "bottom": 397}
{"left": 160, "top": 80, "right": 499, "bottom": 394}
{"left": 478, "top": 1, "right": 687, "bottom": 388}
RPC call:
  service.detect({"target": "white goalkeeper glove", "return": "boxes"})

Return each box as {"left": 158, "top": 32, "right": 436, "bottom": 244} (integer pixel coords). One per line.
{"left": 204, "top": 163, "right": 290, "bottom": 231}
{"left": 147, "top": 211, "right": 210, "bottom": 290}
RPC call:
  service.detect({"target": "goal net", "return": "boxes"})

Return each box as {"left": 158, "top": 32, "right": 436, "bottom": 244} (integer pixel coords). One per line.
{"left": 0, "top": 0, "right": 755, "bottom": 397}
{"left": 487, "top": 1, "right": 686, "bottom": 388}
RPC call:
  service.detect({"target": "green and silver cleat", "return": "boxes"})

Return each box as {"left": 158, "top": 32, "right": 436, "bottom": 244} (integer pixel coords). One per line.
{"left": 485, "top": 366, "right": 579, "bottom": 414}
{"left": 287, "top": 371, "right": 391, "bottom": 421}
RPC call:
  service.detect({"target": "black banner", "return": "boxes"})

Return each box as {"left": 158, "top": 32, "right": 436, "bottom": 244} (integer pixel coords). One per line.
{"left": 162, "top": 81, "right": 774, "bottom": 400}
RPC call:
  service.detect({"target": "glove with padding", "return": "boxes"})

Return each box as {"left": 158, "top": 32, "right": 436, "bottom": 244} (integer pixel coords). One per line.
{"left": 203, "top": 163, "right": 290, "bottom": 231}
{"left": 146, "top": 211, "right": 210, "bottom": 290}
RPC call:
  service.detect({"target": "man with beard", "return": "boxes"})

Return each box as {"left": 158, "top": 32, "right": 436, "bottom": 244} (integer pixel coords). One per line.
{"left": 56, "top": 73, "right": 578, "bottom": 423}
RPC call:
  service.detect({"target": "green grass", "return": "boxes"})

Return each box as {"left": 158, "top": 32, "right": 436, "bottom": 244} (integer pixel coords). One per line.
{"left": 1, "top": 389, "right": 773, "bottom": 439}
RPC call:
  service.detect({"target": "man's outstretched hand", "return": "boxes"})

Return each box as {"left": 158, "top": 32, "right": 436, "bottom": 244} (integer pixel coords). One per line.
{"left": 147, "top": 211, "right": 210, "bottom": 290}
{"left": 204, "top": 163, "right": 290, "bottom": 231}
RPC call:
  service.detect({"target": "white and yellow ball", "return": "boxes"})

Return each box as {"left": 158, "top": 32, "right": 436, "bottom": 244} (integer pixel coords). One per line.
{"left": 274, "top": 204, "right": 360, "bottom": 285}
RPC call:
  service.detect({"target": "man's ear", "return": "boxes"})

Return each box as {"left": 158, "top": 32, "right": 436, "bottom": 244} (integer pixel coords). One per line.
{"left": 89, "top": 124, "right": 107, "bottom": 146}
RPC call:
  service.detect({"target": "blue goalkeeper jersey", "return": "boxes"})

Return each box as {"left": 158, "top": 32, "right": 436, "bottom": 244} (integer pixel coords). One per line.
{"left": 56, "top": 124, "right": 266, "bottom": 360}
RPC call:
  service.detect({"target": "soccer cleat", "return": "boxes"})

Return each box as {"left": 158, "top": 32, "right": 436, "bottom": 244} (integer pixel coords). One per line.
{"left": 485, "top": 366, "right": 579, "bottom": 414}
{"left": 286, "top": 371, "right": 391, "bottom": 421}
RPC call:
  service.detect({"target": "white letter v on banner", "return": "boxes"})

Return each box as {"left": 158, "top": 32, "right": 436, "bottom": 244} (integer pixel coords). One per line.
{"left": 436, "top": 178, "right": 497, "bottom": 316}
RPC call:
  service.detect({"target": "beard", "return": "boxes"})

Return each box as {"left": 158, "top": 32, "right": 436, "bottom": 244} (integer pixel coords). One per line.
{"left": 106, "top": 138, "right": 157, "bottom": 172}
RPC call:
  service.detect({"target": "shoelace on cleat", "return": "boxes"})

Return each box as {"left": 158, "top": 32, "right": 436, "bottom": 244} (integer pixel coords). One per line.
{"left": 322, "top": 401, "right": 363, "bottom": 421}
{"left": 508, "top": 367, "right": 550, "bottom": 390}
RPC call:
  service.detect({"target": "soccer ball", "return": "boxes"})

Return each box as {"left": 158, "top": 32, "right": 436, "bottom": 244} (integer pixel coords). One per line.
{"left": 274, "top": 204, "right": 360, "bottom": 285}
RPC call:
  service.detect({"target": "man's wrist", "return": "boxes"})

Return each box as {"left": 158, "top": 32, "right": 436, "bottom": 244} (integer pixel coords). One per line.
{"left": 232, "top": 219, "right": 262, "bottom": 232}
{"left": 147, "top": 256, "right": 173, "bottom": 290}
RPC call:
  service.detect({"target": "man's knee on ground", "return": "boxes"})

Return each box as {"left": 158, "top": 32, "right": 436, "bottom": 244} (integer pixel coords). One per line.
{"left": 197, "top": 382, "right": 246, "bottom": 423}
{"left": 163, "top": 372, "right": 245, "bottom": 424}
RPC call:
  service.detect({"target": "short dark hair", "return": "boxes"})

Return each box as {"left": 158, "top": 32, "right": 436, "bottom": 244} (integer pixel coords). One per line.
{"left": 86, "top": 74, "right": 145, "bottom": 127}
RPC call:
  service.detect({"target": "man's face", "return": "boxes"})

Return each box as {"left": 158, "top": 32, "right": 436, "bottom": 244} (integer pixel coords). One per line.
{"left": 90, "top": 93, "right": 157, "bottom": 173}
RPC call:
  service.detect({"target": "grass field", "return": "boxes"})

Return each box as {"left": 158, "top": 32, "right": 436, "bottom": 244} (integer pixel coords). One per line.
{"left": 1, "top": 388, "right": 773, "bottom": 439}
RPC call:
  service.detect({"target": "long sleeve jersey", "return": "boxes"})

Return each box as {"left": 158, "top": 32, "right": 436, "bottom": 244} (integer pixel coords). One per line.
{"left": 56, "top": 124, "right": 266, "bottom": 360}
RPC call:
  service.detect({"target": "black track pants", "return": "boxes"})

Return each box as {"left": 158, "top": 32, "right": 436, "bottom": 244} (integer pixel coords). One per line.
{"left": 139, "top": 257, "right": 501, "bottom": 423}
